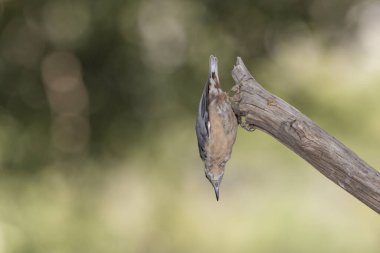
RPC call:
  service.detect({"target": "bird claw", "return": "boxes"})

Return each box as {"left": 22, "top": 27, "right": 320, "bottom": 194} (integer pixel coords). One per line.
{"left": 238, "top": 115, "right": 256, "bottom": 132}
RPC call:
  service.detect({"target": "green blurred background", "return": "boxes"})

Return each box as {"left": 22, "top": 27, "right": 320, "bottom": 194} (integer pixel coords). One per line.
{"left": 0, "top": 0, "right": 379, "bottom": 252}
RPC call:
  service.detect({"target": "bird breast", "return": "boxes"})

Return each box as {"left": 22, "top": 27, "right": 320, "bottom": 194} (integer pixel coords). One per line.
{"left": 205, "top": 95, "right": 237, "bottom": 169}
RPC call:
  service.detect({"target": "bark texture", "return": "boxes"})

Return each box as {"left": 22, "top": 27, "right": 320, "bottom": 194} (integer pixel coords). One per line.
{"left": 230, "top": 57, "right": 380, "bottom": 213}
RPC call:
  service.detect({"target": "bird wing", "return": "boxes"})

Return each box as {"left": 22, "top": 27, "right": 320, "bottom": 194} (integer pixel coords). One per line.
{"left": 196, "top": 81, "right": 209, "bottom": 161}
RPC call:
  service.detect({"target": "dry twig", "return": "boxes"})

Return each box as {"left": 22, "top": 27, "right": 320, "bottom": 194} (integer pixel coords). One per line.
{"left": 231, "top": 57, "right": 380, "bottom": 213}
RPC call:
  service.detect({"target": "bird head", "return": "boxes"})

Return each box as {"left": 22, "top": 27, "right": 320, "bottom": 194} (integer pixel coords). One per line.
{"left": 205, "top": 165, "right": 225, "bottom": 201}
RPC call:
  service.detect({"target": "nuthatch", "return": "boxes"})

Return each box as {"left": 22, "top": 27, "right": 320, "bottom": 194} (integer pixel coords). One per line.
{"left": 195, "top": 55, "right": 238, "bottom": 201}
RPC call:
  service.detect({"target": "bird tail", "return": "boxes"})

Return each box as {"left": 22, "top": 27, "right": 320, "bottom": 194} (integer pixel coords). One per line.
{"left": 209, "top": 55, "right": 220, "bottom": 88}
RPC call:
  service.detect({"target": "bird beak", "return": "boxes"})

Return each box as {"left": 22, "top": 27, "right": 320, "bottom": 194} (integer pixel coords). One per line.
{"left": 209, "top": 55, "right": 220, "bottom": 86}
{"left": 210, "top": 179, "right": 221, "bottom": 201}
{"left": 213, "top": 182, "right": 220, "bottom": 201}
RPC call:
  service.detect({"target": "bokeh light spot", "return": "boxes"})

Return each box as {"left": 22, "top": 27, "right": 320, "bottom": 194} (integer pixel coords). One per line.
{"left": 138, "top": 0, "right": 187, "bottom": 72}
{"left": 42, "top": 0, "right": 91, "bottom": 45}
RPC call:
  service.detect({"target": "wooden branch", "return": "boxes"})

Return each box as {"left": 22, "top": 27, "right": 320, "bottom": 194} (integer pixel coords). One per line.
{"left": 230, "top": 57, "right": 380, "bottom": 213}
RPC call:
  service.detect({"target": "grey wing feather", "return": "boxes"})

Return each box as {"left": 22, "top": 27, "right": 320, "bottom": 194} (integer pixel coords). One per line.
{"left": 195, "top": 82, "right": 209, "bottom": 161}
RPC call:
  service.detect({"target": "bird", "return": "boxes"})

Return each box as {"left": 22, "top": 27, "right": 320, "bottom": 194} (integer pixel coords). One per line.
{"left": 195, "top": 55, "right": 238, "bottom": 201}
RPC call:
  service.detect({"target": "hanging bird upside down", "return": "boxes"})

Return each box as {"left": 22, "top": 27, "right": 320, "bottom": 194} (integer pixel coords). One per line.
{"left": 195, "top": 55, "right": 238, "bottom": 201}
